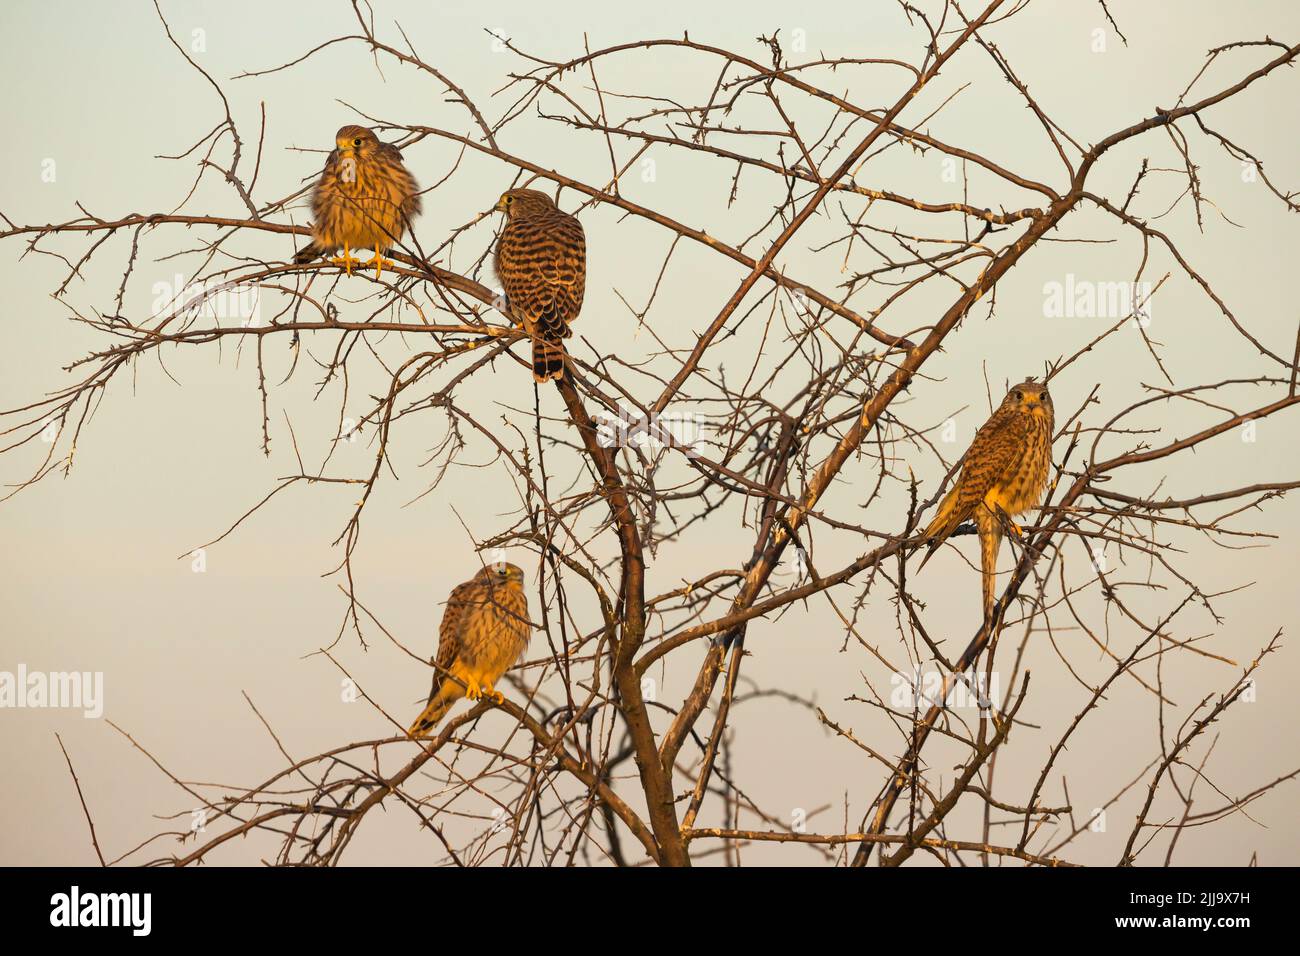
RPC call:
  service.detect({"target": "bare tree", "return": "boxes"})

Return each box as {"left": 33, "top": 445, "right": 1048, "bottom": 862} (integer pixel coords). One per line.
{"left": 5, "top": 0, "right": 1299, "bottom": 867}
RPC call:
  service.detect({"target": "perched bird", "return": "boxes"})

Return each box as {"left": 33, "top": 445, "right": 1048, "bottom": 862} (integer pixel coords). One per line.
{"left": 917, "top": 381, "right": 1055, "bottom": 627}
{"left": 493, "top": 188, "right": 586, "bottom": 381}
{"left": 293, "top": 125, "right": 422, "bottom": 278}
{"left": 408, "top": 563, "right": 531, "bottom": 737}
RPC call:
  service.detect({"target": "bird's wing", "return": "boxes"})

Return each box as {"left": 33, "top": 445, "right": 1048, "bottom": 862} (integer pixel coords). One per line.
{"left": 922, "top": 406, "right": 1027, "bottom": 544}
{"left": 375, "top": 142, "right": 423, "bottom": 220}
{"left": 495, "top": 224, "right": 535, "bottom": 317}
{"left": 425, "top": 578, "right": 481, "bottom": 701}
{"left": 536, "top": 213, "right": 586, "bottom": 288}
{"left": 537, "top": 214, "right": 585, "bottom": 336}
{"left": 308, "top": 149, "right": 341, "bottom": 223}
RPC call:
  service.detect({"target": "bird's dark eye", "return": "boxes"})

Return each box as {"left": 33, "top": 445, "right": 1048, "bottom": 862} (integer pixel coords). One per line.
{"left": 504, "top": 195, "right": 513, "bottom": 205}
{"left": 352, "top": 138, "right": 362, "bottom": 147}
{"left": 1014, "top": 390, "right": 1023, "bottom": 401}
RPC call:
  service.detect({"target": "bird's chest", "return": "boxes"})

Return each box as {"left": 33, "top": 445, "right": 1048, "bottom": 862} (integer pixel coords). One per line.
{"left": 986, "top": 420, "right": 1050, "bottom": 515}
{"left": 329, "top": 163, "right": 403, "bottom": 224}
{"left": 462, "top": 595, "right": 529, "bottom": 670}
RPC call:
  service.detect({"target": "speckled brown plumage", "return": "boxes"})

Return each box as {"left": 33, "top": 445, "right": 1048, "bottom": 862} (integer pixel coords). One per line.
{"left": 408, "top": 563, "right": 531, "bottom": 736}
{"left": 918, "top": 381, "right": 1055, "bottom": 625}
{"left": 294, "top": 125, "right": 422, "bottom": 278}
{"left": 492, "top": 188, "right": 586, "bottom": 381}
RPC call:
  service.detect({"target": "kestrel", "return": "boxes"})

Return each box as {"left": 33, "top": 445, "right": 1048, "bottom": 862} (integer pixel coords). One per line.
{"left": 408, "top": 562, "right": 531, "bottom": 737}
{"left": 917, "top": 381, "right": 1055, "bottom": 627}
{"left": 293, "top": 125, "right": 422, "bottom": 279}
{"left": 492, "top": 188, "right": 586, "bottom": 381}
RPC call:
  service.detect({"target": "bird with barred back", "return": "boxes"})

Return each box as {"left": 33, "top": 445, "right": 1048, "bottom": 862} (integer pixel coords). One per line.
{"left": 492, "top": 188, "right": 586, "bottom": 381}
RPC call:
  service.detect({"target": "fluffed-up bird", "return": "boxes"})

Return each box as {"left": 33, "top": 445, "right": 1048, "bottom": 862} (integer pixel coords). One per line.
{"left": 408, "top": 562, "right": 531, "bottom": 737}
{"left": 492, "top": 188, "right": 586, "bottom": 381}
{"left": 917, "top": 380, "right": 1055, "bottom": 627}
{"left": 294, "top": 125, "right": 422, "bottom": 278}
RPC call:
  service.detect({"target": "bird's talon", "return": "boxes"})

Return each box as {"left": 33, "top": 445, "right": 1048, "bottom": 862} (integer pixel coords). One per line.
{"left": 329, "top": 251, "right": 362, "bottom": 276}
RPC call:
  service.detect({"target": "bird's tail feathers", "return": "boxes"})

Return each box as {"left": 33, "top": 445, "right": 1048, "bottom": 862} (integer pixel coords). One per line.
{"left": 914, "top": 539, "right": 943, "bottom": 572}
{"left": 979, "top": 513, "right": 1002, "bottom": 626}
{"left": 914, "top": 486, "right": 962, "bottom": 570}
{"left": 408, "top": 695, "right": 454, "bottom": 738}
{"left": 293, "top": 241, "right": 325, "bottom": 264}
{"left": 532, "top": 337, "right": 567, "bottom": 382}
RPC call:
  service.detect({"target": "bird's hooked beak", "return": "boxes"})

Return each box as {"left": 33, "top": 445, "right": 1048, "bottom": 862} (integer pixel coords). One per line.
{"left": 490, "top": 562, "right": 524, "bottom": 584}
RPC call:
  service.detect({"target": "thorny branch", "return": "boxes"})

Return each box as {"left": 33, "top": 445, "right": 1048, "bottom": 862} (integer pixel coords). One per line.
{"left": 5, "top": 1, "right": 1299, "bottom": 866}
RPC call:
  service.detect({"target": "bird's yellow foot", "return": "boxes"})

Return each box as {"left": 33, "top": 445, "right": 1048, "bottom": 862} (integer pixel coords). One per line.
{"left": 329, "top": 246, "right": 362, "bottom": 276}
{"left": 364, "top": 253, "right": 393, "bottom": 279}
{"left": 464, "top": 676, "right": 484, "bottom": 701}
{"left": 481, "top": 683, "right": 505, "bottom": 705}
{"left": 995, "top": 507, "right": 1023, "bottom": 538}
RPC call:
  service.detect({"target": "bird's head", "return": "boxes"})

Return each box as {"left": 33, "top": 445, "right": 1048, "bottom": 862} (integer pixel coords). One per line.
{"left": 495, "top": 188, "right": 555, "bottom": 220}
{"left": 335, "top": 125, "right": 379, "bottom": 157}
{"left": 1005, "top": 380, "right": 1053, "bottom": 419}
{"left": 478, "top": 561, "right": 526, "bottom": 587}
